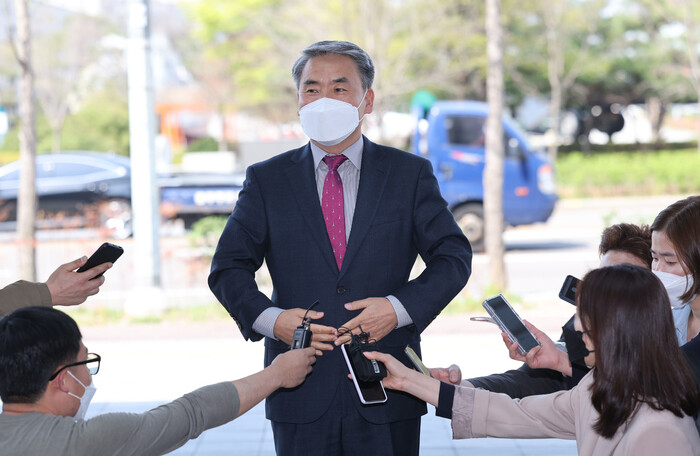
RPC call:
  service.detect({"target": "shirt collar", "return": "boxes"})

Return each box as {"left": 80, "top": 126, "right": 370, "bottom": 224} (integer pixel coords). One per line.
{"left": 311, "top": 136, "right": 363, "bottom": 171}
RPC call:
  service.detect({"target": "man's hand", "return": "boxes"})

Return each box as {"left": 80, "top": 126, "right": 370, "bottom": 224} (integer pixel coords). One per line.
{"left": 503, "top": 320, "right": 572, "bottom": 376}
{"left": 274, "top": 308, "right": 337, "bottom": 352}
{"left": 269, "top": 347, "right": 316, "bottom": 389}
{"left": 45, "top": 257, "right": 112, "bottom": 306}
{"left": 335, "top": 297, "right": 398, "bottom": 345}
{"left": 428, "top": 364, "right": 462, "bottom": 385}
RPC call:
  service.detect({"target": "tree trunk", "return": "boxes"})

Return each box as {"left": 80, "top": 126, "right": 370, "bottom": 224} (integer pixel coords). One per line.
{"left": 546, "top": 21, "right": 562, "bottom": 162}
{"left": 14, "top": 0, "right": 37, "bottom": 281}
{"left": 52, "top": 127, "right": 62, "bottom": 153}
{"left": 645, "top": 96, "right": 665, "bottom": 144}
{"left": 485, "top": 0, "right": 506, "bottom": 291}
{"left": 681, "top": 0, "right": 700, "bottom": 154}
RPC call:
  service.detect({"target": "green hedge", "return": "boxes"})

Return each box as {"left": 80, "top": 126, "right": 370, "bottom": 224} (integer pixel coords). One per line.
{"left": 556, "top": 149, "right": 700, "bottom": 198}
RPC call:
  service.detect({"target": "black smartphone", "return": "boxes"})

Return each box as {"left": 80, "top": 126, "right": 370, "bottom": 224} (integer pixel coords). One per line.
{"left": 482, "top": 294, "right": 541, "bottom": 356}
{"left": 340, "top": 343, "right": 387, "bottom": 405}
{"left": 76, "top": 242, "right": 124, "bottom": 280}
{"left": 558, "top": 275, "right": 580, "bottom": 305}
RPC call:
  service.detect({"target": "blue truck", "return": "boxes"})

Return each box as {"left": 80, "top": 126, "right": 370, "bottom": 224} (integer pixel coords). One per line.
{"left": 411, "top": 100, "right": 558, "bottom": 251}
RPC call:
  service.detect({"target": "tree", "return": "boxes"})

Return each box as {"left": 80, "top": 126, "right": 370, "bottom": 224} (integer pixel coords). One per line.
{"left": 9, "top": 0, "right": 36, "bottom": 280}
{"left": 633, "top": 0, "right": 700, "bottom": 150}
{"left": 485, "top": 0, "right": 506, "bottom": 289}
{"left": 680, "top": 0, "right": 700, "bottom": 153}
{"left": 33, "top": 13, "right": 105, "bottom": 152}
{"left": 592, "top": 1, "right": 693, "bottom": 144}
{"left": 182, "top": 0, "right": 487, "bottom": 142}
{"left": 540, "top": 0, "right": 603, "bottom": 160}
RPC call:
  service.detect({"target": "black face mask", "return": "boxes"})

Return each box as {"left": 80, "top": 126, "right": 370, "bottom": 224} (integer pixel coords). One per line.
{"left": 562, "top": 316, "right": 591, "bottom": 368}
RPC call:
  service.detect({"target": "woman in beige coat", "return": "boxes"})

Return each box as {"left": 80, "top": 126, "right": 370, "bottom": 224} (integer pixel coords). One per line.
{"left": 366, "top": 265, "right": 700, "bottom": 455}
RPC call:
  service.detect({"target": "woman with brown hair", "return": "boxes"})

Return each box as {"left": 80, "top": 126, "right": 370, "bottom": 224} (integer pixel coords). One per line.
{"left": 650, "top": 195, "right": 700, "bottom": 345}
{"left": 366, "top": 265, "right": 700, "bottom": 455}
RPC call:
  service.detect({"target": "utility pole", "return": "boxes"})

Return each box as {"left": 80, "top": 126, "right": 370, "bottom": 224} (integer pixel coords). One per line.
{"left": 126, "top": 0, "right": 163, "bottom": 313}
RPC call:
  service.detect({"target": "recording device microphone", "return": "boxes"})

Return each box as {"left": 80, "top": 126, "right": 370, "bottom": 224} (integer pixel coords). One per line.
{"left": 291, "top": 300, "right": 319, "bottom": 349}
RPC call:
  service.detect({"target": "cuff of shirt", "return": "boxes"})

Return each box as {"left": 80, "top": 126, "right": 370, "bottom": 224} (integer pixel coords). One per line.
{"left": 436, "top": 382, "right": 456, "bottom": 419}
{"left": 386, "top": 295, "right": 413, "bottom": 328}
{"left": 252, "top": 307, "right": 285, "bottom": 340}
{"left": 451, "top": 385, "right": 478, "bottom": 439}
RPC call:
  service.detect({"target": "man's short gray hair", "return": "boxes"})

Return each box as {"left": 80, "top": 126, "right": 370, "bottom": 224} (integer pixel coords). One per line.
{"left": 292, "top": 41, "right": 375, "bottom": 90}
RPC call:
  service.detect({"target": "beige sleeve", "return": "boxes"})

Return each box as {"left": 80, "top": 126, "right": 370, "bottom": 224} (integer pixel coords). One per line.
{"left": 0, "top": 281, "right": 52, "bottom": 317}
{"left": 451, "top": 380, "right": 579, "bottom": 440}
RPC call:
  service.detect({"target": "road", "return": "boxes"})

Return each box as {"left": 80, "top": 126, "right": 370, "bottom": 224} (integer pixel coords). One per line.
{"left": 0, "top": 194, "right": 687, "bottom": 312}
{"left": 470, "top": 194, "right": 686, "bottom": 303}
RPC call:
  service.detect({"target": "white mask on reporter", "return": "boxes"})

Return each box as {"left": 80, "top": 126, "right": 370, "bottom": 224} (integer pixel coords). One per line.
{"left": 299, "top": 90, "right": 368, "bottom": 146}
{"left": 66, "top": 370, "right": 96, "bottom": 421}
{"left": 653, "top": 269, "right": 695, "bottom": 308}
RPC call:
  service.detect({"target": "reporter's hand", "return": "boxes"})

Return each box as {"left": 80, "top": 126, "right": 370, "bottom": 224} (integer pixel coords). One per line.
{"left": 361, "top": 351, "right": 413, "bottom": 391}
{"left": 503, "top": 320, "right": 572, "bottom": 376}
{"left": 335, "top": 297, "right": 397, "bottom": 345}
{"left": 270, "top": 347, "right": 316, "bottom": 389}
{"left": 45, "top": 257, "right": 112, "bottom": 306}
{"left": 273, "top": 308, "right": 337, "bottom": 353}
{"left": 428, "top": 364, "right": 462, "bottom": 385}
{"left": 363, "top": 351, "right": 442, "bottom": 407}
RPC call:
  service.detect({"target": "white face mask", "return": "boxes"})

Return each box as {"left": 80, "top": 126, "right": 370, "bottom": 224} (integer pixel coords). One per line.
{"left": 653, "top": 270, "right": 695, "bottom": 308}
{"left": 299, "top": 90, "right": 367, "bottom": 146}
{"left": 66, "top": 370, "right": 96, "bottom": 421}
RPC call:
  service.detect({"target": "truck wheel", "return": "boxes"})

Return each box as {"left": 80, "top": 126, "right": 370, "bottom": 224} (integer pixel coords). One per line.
{"left": 452, "top": 203, "right": 485, "bottom": 252}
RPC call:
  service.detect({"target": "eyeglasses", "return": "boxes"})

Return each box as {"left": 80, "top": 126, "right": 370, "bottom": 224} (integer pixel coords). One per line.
{"left": 49, "top": 353, "right": 101, "bottom": 381}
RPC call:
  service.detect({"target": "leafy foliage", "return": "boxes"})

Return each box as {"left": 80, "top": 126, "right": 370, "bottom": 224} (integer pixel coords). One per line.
{"left": 556, "top": 149, "right": 700, "bottom": 197}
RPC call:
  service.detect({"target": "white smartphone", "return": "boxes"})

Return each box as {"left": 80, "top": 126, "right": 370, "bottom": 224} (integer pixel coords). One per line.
{"left": 404, "top": 345, "right": 430, "bottom": 376}
{"left": 482, "top": 294, "right": 541, "bottom": 356}
{"left": 340, "top": 343, "right": 388, "bottom": 405}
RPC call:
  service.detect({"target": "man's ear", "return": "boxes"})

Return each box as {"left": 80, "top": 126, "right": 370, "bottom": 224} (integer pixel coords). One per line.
{"left": 52, "top": 370, "right": 71, "bottom": 393}
{"left": 363, "top": 88, "right": 375, "bottom": 115}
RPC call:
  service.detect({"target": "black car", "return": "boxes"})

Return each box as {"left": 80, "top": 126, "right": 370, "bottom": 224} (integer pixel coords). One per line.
{"left": 0, "top": 151, "right": 242, "bottom": 238}
{"left": 0, "top": 152, "right": 133, "bottom": 237}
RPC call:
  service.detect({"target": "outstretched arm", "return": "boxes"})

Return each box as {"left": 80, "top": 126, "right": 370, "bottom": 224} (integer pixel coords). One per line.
{"left": 363, "top": 351, "right": 441, "bottom": 406}
{"left": 233, "top": 347, "right": 316, "bottom": 416}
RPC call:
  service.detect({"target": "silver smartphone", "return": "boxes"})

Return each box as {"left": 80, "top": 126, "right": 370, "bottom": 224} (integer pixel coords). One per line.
{"left": 404, "top": 345, "right": 430, "bottom": 376}
{"left": 340, "top": 343, "right": 387, "bottom": 405}
{"left": 482, "top": 294, "right": 541, "bottom": 356}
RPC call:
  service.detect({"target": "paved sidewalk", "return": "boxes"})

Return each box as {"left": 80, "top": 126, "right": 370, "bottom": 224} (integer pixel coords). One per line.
{"left": 82, "top": 312, "right": 579, "bottom": 455}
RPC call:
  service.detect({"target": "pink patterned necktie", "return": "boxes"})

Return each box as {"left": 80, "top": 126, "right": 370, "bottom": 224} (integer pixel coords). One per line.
{"left": 322, "top": 154, "right": 348, "bottom": 270}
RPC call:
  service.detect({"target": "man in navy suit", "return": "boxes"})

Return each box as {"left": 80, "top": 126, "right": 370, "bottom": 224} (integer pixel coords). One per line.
{"left": 209, "top": 40, "right": 472, "bottom": 455}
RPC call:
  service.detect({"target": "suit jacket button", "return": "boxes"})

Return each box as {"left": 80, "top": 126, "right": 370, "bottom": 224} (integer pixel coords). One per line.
{"left": 337, "top": 286, "right": 347, "bottom": 295}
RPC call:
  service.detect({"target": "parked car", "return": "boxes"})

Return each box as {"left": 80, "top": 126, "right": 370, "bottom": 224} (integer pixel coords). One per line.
{"left": 0, "top": 152, "right": 242, "bottom": 238}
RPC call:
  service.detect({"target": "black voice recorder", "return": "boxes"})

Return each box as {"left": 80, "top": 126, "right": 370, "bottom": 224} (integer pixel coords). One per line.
{"left": 291, "top": 300, "right": 319, "bottom": 349}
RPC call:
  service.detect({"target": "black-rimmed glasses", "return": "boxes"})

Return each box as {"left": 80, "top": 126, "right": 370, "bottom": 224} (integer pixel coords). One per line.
{"left": 49, "top": 353, "right": 101, "bottom": 381}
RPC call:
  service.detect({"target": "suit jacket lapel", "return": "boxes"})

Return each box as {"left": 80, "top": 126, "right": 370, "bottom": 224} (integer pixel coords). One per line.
{"left": 340, "top": 137, "right": 390, "bottom": 277}
{"left": 285, "top": 144, "right": 338, "bottom": 272}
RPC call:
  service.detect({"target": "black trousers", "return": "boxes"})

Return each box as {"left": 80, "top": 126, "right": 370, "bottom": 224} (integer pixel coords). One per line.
{"left": 271, "top": 385, "right": 421, "bottom": 456}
